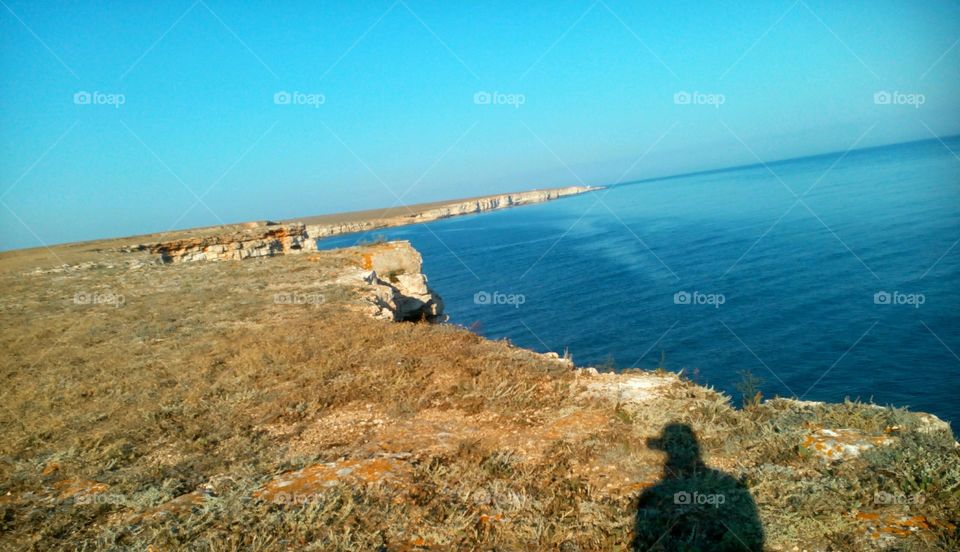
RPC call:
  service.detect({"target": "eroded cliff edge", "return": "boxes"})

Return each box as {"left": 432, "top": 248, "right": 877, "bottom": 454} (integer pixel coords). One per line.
{"left": 300, "top": 185, "right": 601, "bottom": 239}
{"left": 1, "top": 238, "right": 957, "bottom": 551}
{"left": 119, "top": 185, "right": 599, "bottom": 264}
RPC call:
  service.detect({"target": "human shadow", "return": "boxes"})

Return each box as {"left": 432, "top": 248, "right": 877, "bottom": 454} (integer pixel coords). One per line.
{"left": 633, "top": 423, "right": 764, "bottom": 551}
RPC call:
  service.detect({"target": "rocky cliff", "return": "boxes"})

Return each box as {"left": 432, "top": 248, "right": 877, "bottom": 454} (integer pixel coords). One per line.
{"left": 129, "top": 224, "right": 316, "bottom": 263}
{"left": 334, "top": 241, "right": 445, "bottom": 322}
{"left": 4, "top": 231, "right": 957, "bottom": 551}
{"left": 122, "top": 186, "right": 599, "bottom": 264}
{"left": 121, "top": 228, "right": 443, "bottom": 322}
{"left": 304, "top": 185, "right": 600, "bottom": 238}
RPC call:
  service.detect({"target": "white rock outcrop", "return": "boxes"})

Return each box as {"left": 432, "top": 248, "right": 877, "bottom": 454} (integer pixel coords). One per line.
{"left": 334, "top": 241, "right": 444, "bottom": 322}
{"left": 126, "top": 224, "right": 318, "bottom": 263}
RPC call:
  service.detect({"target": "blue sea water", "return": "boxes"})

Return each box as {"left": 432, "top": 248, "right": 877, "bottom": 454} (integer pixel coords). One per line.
{"left": 320, "top": 138, "right": 960, "bottom": 424}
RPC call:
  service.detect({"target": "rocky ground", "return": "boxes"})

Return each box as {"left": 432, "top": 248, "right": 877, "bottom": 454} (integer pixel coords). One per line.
{"left": 0, "top": 236, "right": 957, "bottom": 550}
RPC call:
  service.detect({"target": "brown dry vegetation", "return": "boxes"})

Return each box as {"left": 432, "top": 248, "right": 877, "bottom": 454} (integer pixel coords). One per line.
{"left": 0, "top": 242, "right": 958, "bottom": 551}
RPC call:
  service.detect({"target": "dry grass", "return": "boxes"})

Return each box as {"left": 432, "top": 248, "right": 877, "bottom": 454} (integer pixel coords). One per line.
{"left": 0, "top": 244, "right": 957, "bottom": 550}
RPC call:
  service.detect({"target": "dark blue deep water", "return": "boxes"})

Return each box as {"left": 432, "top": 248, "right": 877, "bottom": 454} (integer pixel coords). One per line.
{"left": 321, "top": 138, "right": 960, "bottom": 424}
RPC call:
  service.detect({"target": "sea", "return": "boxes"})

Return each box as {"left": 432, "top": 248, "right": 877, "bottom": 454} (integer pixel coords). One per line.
{"left": 319, "top": 137, "right": 960, "bottom": 424}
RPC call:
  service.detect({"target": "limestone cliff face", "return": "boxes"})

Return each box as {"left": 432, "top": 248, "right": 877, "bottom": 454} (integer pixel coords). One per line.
{"left": 126, "top": 186, "right": 599, "bottom": 264}
{"left": 119, "top": 186, "right": 594, "bottom": 318}
{"left": 305, "top": 185, "right": 598, "bottom": 239}
{"left": 124, "top": 225, "right": 444, "bottom": 321}
{"left": 129, "top": 224, "right": 317, "bottom": 263}
{"left": 337, "top": 241, "right": 445, "bottom": 322}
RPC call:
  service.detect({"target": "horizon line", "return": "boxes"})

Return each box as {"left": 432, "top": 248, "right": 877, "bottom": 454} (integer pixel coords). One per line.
{"left": 2, "top": 133, "right": 957, "bottom": 254}
{"left": 608, "top": 133, "right": 960, "bottom": 190}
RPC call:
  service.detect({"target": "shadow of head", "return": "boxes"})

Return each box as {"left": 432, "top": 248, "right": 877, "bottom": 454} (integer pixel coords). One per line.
{"left": 634, "top": 423, "right": 764, "bottom": 551}
{"left": 646, "top": 422, "right": 704, "bottom": 477}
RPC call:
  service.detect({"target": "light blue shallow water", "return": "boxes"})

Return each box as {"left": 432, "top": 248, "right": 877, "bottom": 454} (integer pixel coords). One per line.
{"left": 321, "top": 138, "right": 960, "bottom": 423}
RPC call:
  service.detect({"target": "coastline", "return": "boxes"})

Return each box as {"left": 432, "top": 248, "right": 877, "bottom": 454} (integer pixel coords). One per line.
{"left": 0, "top": 236, "right": 957, "bottom": 549}
{"left": 287, "top": 184, "right": 601, "bottom": 232}
{"left": 120, "top": 185, "right": 601, "bottom": 264}
{"left": 299, "top": 185, "right": 603, "bottom": 241}
{"left": 0, "top": 185, "right": 600, "bottom": 266}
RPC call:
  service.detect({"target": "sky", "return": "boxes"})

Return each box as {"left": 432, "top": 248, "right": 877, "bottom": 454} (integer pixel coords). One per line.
{"left": 1, "top": 0, "right": 959, "bottom": 250}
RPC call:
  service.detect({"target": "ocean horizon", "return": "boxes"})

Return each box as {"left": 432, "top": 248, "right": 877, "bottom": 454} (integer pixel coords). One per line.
{"left": 321, "top": 136, "right": 960, "bottom": 424}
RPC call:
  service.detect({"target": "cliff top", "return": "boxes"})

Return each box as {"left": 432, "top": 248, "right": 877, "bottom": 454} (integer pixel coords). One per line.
{"left": 0, "top": 238, "right": 956, "bottom": 550}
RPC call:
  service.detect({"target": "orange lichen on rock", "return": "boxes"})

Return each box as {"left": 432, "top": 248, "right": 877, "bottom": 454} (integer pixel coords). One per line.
{"left": 479, "top": 513, "right": 506, "bottom": 525}
{"left": 53, "top": 478, "right": 109, "bottom": 500}
{"left": 254, "top": 457, "right": 411, "bottom": 505}
{"left": 801, "top": 428, "right": 895, "bottom": 462}
{"left": 621, "top": 481, "right": 656, "bottom": 494}
{"left": 152, "top": 491, "right": 207, "bottom": 517}
{"left": 360, "top": 252, "right": 374, "bottom": 270}
{"left": 136, "top": 223, "right": 315, "bottom": 263}
{"left": 855, "top": 511, "right": 956, "bottom": 542}
{"left": 352, "top": 457, "right": 408, "bottom": 484}
{"left": 127, "top": 490, "right": 210, "bottom": 522}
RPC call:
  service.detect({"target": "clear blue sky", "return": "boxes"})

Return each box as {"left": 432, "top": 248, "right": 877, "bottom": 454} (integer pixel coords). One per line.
{"left": 1, "top": 0, "right": 958, "bottom": 250}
